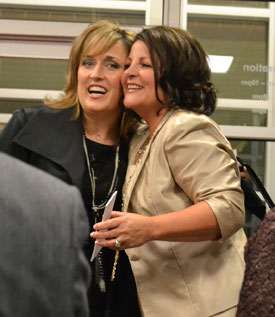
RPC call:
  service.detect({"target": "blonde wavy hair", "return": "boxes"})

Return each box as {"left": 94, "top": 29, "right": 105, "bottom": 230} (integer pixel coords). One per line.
{"left": 44, "top": 20, "right": 136, "bottom": 137}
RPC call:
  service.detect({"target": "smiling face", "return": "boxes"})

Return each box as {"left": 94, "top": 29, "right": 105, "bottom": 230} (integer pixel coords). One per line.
{"left": 77, "top": 41, "right": 128, "bottom": 119}
{"left": 121, "top": 40, "right": 166, "bottom": 119}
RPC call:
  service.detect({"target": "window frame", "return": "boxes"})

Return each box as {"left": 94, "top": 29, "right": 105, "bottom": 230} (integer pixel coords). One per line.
{"left": 181, "top": 0, "right": 275, "bottom": 202}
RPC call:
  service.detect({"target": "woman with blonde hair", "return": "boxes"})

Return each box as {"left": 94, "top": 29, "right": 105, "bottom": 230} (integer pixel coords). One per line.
{"left": 0, "top": 21, "right": 140, "bottom": 316}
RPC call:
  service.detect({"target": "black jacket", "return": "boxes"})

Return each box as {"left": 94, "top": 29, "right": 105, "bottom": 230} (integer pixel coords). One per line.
{"left": 0, "top": 106, "right": 86, "bottom": 189}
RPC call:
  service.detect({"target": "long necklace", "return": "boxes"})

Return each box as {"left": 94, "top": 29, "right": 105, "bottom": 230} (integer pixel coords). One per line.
{"left": 82, "top": 135, "right": 120, "bottom": 220}
{"left": 83, "top": 134, "right": 120, "bottom": 291}
{"left": 111, "top": 135, "right": 151, "bottom": 282}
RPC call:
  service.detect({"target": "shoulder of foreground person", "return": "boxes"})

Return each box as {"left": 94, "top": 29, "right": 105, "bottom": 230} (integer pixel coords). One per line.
{"left": 0, "top": 152, "right": 90, "bottom": 316}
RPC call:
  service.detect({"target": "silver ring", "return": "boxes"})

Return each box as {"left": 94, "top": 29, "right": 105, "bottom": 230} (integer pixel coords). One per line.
{"left": 115, "top": 239, "right": 121, "bottom": 248}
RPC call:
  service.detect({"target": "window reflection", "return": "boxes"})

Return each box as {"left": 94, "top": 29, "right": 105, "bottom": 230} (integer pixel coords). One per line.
{"left": 0, "top": 57, "right": 67, "bottom": 90}
{"left": 212, "top": 108, "right": 268, "bottom": 127}
{"left": 188, "top": 18, "right": 268, "bottom": 100}
{"left": 0, "top": 99, "right": 41, "bottom": 114}
{"left": 188, "top": 0, "right": 268, "bottom": 8}
{"left": 0, "top": 6, "right": 145, "bottom": 25}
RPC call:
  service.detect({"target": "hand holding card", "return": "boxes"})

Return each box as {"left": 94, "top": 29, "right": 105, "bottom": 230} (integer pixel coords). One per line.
{"left": 90, "top": 191, "right": 117, "bottom": 262}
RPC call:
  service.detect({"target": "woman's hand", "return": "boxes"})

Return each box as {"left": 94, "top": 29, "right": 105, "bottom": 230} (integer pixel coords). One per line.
{"left": 90, "top": 211, "right": 153, "bottom": 250}
{"left": 238, "top": 162, "right": 248, "bottom": 179}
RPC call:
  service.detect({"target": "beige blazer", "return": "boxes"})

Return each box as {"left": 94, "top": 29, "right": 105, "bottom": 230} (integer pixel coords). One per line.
{"left": 123, "top": 109, "right": 247, "bottom": 317}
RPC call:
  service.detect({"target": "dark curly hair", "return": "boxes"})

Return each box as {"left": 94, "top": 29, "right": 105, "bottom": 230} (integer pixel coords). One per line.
{"left": 134, "top": 26, "right": 216, "bottom": 116}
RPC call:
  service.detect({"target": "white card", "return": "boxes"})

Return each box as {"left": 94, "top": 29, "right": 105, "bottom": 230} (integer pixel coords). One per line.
{"left": 90, "top": 191, "right": 117, "bottom": 262}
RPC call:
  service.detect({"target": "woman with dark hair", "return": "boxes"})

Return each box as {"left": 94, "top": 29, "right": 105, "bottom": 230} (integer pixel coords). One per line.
{"left": 92, "top": 26, "right": 247, "bottom": 317}
{"left": 0, "top": 21, "right": 140, "bottom": 317}
{"left": 133, "top": 26, "right": 216, "bottom": 116}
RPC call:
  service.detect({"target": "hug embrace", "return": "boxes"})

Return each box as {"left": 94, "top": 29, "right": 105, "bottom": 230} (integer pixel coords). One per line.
{"left": 0, "top": 21, "right": 246, "bottom": 317}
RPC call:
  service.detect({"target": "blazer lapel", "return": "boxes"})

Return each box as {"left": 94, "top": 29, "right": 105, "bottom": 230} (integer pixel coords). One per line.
{"left": 123, "top": 110, "right": 174, "bottom": 212}
{"left": 13, "top": 107, "right": 85, "bottom": 189}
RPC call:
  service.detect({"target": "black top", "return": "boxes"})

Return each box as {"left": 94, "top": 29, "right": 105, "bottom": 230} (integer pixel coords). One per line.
{"left": 82, "top": 137, "right": 126, "bottom": 228}
{"left": 82, "top": 138, "right": 141, "bottom": 317}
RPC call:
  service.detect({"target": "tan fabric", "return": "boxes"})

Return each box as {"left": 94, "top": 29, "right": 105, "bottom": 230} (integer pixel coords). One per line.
{"left": 211, "top": 306, "right": 237, "bottom": 316}
{"left": 123, "top": 109, "right": 247, "bottom": 317}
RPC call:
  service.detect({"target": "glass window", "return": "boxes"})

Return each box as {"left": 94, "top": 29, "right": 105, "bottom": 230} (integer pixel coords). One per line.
{"left": 188, "top": 0, "right": 268, "bottom": 8}
{"left": 230, "top": 139, "right": 265, "bottom": 181}
{"left": 0, "top": 1, "right": 148, "bottom": 117}
{"left": 187, "top": 17, "right": 268, "bottom": 100}
{"left": 0, "top": 6, "right": 145, "bottom": 26}
{"left": 212, "top": 108, "right": 268, "bottom": 127}
{"left": 0, "top": 57, "right": 67, "bottom": 90}
{"left": 0, "top": 98, "right": 42, "bottom": 114}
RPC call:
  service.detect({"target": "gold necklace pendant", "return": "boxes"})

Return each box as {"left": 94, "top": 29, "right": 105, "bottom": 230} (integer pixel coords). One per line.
{"left": 134, "top": 136, "right": 150, "bottom": 165}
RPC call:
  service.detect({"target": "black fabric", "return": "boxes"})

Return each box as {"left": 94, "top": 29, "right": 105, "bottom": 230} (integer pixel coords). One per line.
{"left": 241, "top": 178, "right": 266, "bottom": 221}
{"left": 0, "top": 106, "right": 141, "bottom": 317}
{"left": 238, "top": 157, "right": 274, "bottom": 211}
{"left": 238, "top": 157, "right": 268, "bottom": 221}
{"left": 82, "top": 138, "right": 125, "bottom": 228}
{"left": 0, "top": 107, "right": 85, "bottom": 188}
{"left": 82, "top": 138, "right": 141, "bottom": 317}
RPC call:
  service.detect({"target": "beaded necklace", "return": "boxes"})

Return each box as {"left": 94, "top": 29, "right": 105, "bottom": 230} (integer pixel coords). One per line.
{"left": 83, "top": 134, "right": 120, "bottom": 290}
{"left": 82, "top": 135, "right": 120, "bottom": 221}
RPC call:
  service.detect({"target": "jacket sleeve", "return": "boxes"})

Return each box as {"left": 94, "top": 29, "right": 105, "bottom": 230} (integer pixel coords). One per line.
{"left": 165, "top": 114, "right": 245, "bottom": 239}
{"left": 0, "top": 109, "right": 31, "bottom": 162}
